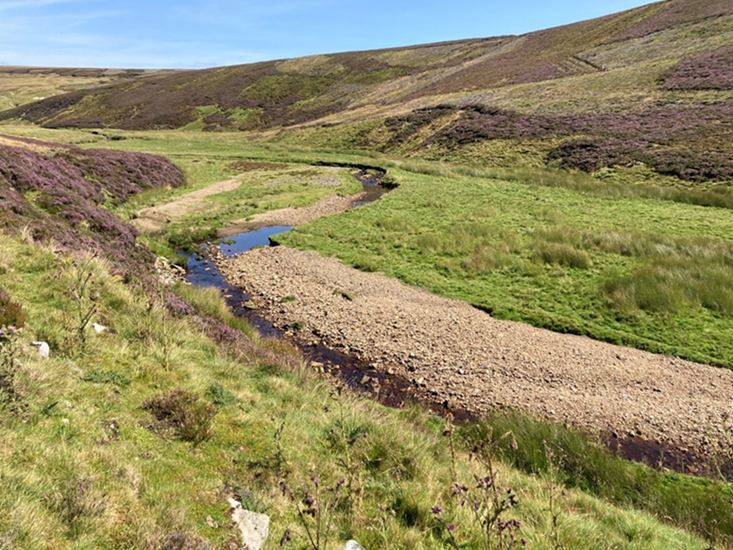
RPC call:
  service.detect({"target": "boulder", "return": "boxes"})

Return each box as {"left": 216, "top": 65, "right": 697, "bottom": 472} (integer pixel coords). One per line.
{"left": 228, "top": 499, "right": 269, "bottom": 550}
{"left": 343, "top": 541, "right": 366, "bottom": 550}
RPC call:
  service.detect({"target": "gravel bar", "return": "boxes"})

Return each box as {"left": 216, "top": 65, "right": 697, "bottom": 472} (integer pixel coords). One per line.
{"left": 216, "top": 245, "right": 733, "bottom": 454}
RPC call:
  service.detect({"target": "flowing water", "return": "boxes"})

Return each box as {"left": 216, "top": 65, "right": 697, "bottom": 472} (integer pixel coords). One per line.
{"left": 184, "top": 169, "right": 709, "bottom": 475}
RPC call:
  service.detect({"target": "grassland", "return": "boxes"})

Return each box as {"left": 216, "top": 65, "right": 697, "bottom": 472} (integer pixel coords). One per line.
{"left": 3, "top": 230, "right": 732, "bottom": 549}
{"left": 2, "top": 124, "right": 732, "bottom": 368}
{"left": 279, "top": 163, "right": 733, "bottom": 368}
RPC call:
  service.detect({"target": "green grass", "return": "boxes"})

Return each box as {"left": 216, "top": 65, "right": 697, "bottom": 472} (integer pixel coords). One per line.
{"left": 0, "top": 232, "right": 716, "bottom": 548}
{"left": 279, "top": 165, "right": 733, "bottom": 367}
{"left": 3, "top": 125, "right": 733, "bottom": 367}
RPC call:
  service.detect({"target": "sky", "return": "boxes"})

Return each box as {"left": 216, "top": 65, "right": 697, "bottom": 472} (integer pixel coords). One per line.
{"left": 0, "top": 0, "right": 657, "bottom": 69}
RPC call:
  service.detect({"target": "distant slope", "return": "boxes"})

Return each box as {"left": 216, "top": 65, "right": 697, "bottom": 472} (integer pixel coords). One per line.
{"left": 0, "top": 66, "right": 176, "bottom": 112}
{"left": 1, "top": 0, "right": 732, "bottom": 187}
{"left": 2, "top": 0, "right": 730, "bottom": 132}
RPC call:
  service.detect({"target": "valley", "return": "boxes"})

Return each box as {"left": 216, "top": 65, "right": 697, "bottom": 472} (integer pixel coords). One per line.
{"left": 1, "top": 0, "right": 733, "bottom": 547}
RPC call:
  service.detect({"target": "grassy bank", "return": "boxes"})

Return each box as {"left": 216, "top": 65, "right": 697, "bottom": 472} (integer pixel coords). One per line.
{"left": 280, "top": 166, "right": 733, "bottom": 368}
{"left": 1, "top": 232, "right": 728, "bottom": 549}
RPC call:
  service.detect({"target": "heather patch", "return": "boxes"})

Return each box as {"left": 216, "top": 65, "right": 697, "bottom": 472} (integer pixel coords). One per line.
{"left": 428, "top": 103, "right": 733, "bottom": 183}
{"left": 547, "top": 138, "right": 733, "bottom": 183}
{"left": 0, "top": 140, "right": 184, "bottom": 268}
{"left": 662, "top": 47, "right": 733, "bottom": 91}
{"left": 605, "top": 0, "right": 733, "bottom": 44}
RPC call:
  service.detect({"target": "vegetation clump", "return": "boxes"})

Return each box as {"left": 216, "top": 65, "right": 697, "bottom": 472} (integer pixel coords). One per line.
{"left": 0, "top": 140, "right": 184, "bottom": 268}
{"left": 663, "top": 46, "right": 733, "bottom": 91}
{"left": 143, "top": 388, "right": 217, "bottom": 446}
{"left": 0, "top": 288, "right": 25, "bottom": 329}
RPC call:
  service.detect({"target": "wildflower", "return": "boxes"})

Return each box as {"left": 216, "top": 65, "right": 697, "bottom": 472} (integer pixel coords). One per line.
{"left": 431, "top": 505, "right": 444, "bottom": 515}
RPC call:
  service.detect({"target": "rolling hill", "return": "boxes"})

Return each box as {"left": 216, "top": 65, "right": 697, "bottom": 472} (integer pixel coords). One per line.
{"left": 2, "top": 0, "right": 732, "bottom": 189}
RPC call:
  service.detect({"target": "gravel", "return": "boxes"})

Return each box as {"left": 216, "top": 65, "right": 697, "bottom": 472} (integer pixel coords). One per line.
{"left": 216, "top": 245, "right": 733, "bottom": 454}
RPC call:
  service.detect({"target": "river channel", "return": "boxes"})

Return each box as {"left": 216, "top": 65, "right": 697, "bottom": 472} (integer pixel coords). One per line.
{"left": 184, "top": 168, "right": 711, "bottom": 477}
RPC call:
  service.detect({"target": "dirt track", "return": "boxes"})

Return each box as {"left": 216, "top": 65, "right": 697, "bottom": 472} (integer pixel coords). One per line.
{"left": 216, "top": 245, "right": 733, "bottom": 454}
{"left": 133, "top": 175, "right": 247, "bottom": 233}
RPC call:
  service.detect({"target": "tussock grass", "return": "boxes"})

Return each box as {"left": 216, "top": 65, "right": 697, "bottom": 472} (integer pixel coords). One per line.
{"left": 281, "top": 165, "right": 733, "bottom": 367}
{"left": 471, "top": 411, "right": 733, "bottom": 545}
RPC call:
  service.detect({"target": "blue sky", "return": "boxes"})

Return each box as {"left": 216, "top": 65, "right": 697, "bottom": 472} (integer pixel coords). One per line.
{"left": 0, "top": 0, "right": 656, "bottom": 69}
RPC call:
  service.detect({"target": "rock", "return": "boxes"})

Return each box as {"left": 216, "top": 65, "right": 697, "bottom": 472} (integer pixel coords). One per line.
{"left": 92, "top": 323, "right": 107, "bottom": 334}
{"left": 229, "top": 499, "right": 269, "bottom": 550}
{"left": 206, "top": 515, "right": 220, "bottom": 529}
{"left": 343, "top": 541, "right": 366, "bottom": 550}
{"left": 31, "top": 341, "right": 49, "bottom": 359}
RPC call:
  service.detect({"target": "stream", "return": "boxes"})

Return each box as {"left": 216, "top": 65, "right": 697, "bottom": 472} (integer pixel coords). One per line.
{"left": 184, "top": 169, "right": 710, "bottom": 477}
{"left": 185, "top": 169, "right": 423, "bottom": 409}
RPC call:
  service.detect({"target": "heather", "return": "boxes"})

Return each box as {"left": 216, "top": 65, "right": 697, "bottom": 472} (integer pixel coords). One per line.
{"left": 663, "top": 46, "right": 733, "bottom": 91}
{"left": 547, "top": 138, "right": 733, "bottom": 182}
{"left": 0, "top": 140, "right": 184, "bottom": 267}
{"left": 418, "top": 102, "right": 733, "bottom": 183}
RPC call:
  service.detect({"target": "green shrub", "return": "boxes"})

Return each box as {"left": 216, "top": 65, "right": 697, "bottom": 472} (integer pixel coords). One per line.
{"left": 0, "top": 289, "right": 26, "bottom": 329}
{"left": 207, "top": 382, "right": 237, "bottom": 406}
{"left": 82, "top": 370, "right": 132, "bottom": 388}
{"left": 143, "top": 389, "right": 216, "bottom": 446}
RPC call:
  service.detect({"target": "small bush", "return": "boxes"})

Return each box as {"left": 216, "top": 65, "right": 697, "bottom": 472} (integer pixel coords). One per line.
{"left": 143, "top": 389, "right": 216, "bottom": 446}
{"left": 280, "top": 295, "right": 296, "bottom": 304}
{"left": 50, "top": 475, "right": 106, "bottom": 535}
{"left": 0, "top": 289, "right": 26, "bottom": 329}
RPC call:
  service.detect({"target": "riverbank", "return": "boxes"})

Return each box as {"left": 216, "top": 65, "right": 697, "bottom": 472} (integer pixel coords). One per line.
{"left": 216, "top": 245, "right": 733, "bottom": 457}
{"left": 220, "top": 191, "right": 368, "bottom": 236}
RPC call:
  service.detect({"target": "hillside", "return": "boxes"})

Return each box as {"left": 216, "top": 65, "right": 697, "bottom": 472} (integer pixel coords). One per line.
{"left": 3, "top": 135, "right": 731, "bottom": 548}
{"left": 0, "top": 66, "right": 176, "bottom": 113}
{"left": 2, "top": 0, "right": 732, "bottom": 190}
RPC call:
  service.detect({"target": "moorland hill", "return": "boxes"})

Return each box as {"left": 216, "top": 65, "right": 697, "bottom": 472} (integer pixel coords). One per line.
{"left": 2, "top": 0, "right": 732, "bottom": 188}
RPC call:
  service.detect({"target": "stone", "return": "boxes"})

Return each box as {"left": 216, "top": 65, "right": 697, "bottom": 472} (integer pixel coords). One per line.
{"left": 206, "top": 515, "right": 219, "bottom": 529}
{"left": 229, "top": 499, "right": 269, "bottom": 550}
{"left": 343, "top": 541, "right": 366, "bottom": 550}
{"left": 92, "top": 323, "right": 107, "bottom": 334}
{"left": 31, "top": 341, "right": 49, "bottom": 359}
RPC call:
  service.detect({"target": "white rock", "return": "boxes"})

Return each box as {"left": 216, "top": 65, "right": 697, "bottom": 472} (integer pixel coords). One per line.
{"left": 229, "top": 499, "right": 269, "bottom": 550}
{"left": 343, "top": 541, "right": 366, "bottom": 550}
{"left": 31, "top": 341, "right": 49, "bottom": 358}
{"left": 92, "top": 323, "right": 107, "bottom": 334}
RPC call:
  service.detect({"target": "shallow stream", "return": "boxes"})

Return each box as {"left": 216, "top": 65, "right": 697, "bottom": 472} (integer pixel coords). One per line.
{"left": 184, "top": 169, "right": 708, "bottom": 476}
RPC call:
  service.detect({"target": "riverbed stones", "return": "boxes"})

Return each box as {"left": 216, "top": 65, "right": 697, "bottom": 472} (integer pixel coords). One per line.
{"left": 216, "top": 245, "right": 733, "bottom": 455}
